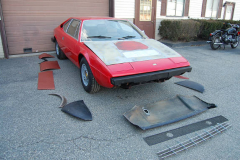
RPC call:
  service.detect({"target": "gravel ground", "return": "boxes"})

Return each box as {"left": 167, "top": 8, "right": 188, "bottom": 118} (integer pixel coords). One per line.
{"left": 0, "top": 44, "right": 240, "bottom": 160}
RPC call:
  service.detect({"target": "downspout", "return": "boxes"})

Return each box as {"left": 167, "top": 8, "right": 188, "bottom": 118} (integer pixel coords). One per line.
{"left": 109, "top": 0, "right": 115, "bottom": 17}
{"left": 0, "top": 0, "right": 9, "bottom": 59}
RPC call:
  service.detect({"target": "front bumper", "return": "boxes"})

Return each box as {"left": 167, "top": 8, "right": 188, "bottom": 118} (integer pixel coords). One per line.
{"left": 111, "top": 66, "right": 192, "bottom": 86}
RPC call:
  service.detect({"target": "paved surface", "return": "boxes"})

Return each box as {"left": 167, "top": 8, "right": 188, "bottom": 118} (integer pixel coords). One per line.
{"left": 1, "top": 44, "right": 240, "bottom": 160}
{"left": 159, "top": 39, "right": 207, "bottom": 48}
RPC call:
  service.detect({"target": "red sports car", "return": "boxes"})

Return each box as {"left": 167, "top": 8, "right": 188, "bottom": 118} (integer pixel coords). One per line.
{"left": 52, "top": 17, "right": 192, "bottom": 93}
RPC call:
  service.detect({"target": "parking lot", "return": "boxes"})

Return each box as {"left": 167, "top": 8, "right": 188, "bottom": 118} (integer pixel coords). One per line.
{"left": 1, "top": 44, "right": 240, "bottom": 160}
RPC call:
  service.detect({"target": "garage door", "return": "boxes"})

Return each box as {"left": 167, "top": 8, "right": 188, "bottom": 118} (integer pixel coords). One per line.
{"left": 1, "top": 0, "right": 109, "bottom": 55}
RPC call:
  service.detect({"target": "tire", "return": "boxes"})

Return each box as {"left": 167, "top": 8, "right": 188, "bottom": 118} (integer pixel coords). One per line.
{"left": 231, "top": 36, "right": 239, "bottom": 48}
{"left": 80, "top": 57, "right": 100, "bottom": 93}
{"left": 210, "top": 34, "right": 221, "bottom": 50}
{"left": 55, "top": 41, "right": 67, "bottom": 60}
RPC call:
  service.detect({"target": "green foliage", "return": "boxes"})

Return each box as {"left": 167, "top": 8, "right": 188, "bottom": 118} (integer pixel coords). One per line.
{"left": 159, "top": 20, "right": 200, "bottom": 42}
{"left": 196, "top": 20, "right": 223, "bottom": 39}
{"left": 159, "top": 19, "right": 240, "bottom": 41}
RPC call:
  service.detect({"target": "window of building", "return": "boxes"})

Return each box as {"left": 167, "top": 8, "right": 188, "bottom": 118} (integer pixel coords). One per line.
{"left": 223, "top": 2, "right": 235, "bottom": 20}
{"left": 140, "top": 0, "right": 152, "bottom": 21}
{"left": 205, "top": 0, "right": 220, "bottom": 18}
{"left": 167, "top": 0, "right": 184, "bottom": 16}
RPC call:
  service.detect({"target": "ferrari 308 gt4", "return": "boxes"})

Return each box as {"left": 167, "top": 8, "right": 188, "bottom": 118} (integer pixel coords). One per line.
{"left": 52, "top": 17, "right": 192, "bottom": 93}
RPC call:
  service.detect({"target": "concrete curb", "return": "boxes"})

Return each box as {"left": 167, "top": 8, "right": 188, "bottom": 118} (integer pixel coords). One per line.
{"left": 159, "top": 40, "right": 207, "bottom": 47}
{"left": 9, "top": 51, "right": 56, "bottom": 58}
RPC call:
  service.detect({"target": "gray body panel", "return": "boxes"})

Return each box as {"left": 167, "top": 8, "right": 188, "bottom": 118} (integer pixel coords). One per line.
{"left": 84, "top": 39, "right": 181, "bottom": 65}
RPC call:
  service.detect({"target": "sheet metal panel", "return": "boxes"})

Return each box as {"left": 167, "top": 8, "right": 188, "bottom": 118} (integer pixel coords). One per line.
{"left": 123, "top": 95, "right": 217, "bottom": 130}
{"left": 40, "top": 61, "right": 60, "bottom": 72}
{"left": 144, "top": 115, "right": 228, "bottom": 146}
{"left": 84, "top": 39, "right": 182, "bottom": 65}
{"left": 39, "top": 53, "right": 54, "bottom": 59}
{"left": 38, "top": 71, "right": 55, "bottom": 90}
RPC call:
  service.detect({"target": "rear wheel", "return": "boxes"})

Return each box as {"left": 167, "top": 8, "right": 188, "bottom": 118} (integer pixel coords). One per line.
{"left": 210, "top": 34, "right": 221, "bottom": 50}
{"left": 55, "top": 41, "right": 67, "bottom": 59}
{"left": 231, "top": 36, "right": 239, "bottom": 48}
{"left": 80, "top": 57, "right": 100, "bottom": 93}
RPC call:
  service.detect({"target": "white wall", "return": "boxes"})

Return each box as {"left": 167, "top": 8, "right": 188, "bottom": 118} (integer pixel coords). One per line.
{"left": 114, "top": 0, "right": 239, "bottom": 40}
{"left": 157, "top": 0, "right": 240, "bottom": 20}
{"left": 189, "top": 0, "right": 204, "bottom": 18}
{"left": 233, "top": 1, "right": 240, "bottom": 20}
{"left": 0, "top": 16, "right": 4, "bottom": 58}
{"left": 115, "top": 0, "right": 135, "bottom": 18}
{"left": 156, "top": 0, "right": 188, "bottom": 40}
{"left": 221, "top": 0, "right": 240, "bottom": 20}
{"left": 0, "top": 32, "right": 4, "bottom": 58}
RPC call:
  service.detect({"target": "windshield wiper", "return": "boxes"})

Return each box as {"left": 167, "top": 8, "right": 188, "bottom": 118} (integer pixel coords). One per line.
{"left": 87, "top": 35, "right": 111, "bottom": 39}
{"left": 121, "top": 36, "right": 136, "bottom": 39}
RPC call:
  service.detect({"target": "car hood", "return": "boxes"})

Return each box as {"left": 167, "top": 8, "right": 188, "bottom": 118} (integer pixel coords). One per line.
{"left": 84, "top": 39, "right": 182, "bottom": 66}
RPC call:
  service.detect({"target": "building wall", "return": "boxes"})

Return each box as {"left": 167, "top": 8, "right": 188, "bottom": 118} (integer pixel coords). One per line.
{"left": 189, "top": 0, "right": 204, "bottom": 18}
{"left": 155, "top": 0, "right": 188, "bottom": 40}
{"left": 114, "top": 0, "right": 239, "bottom": 40}
{"left": 222, "top": 0, "right": 240, "bottom": 20}
{"left": 0, "top": 16, "right": 4, "bottom": 58}
{"left": 115, "top": 0, "right": 135, "bottom": 18}
{"left": 0, "top": 32, "right": 4, "bottom": 58}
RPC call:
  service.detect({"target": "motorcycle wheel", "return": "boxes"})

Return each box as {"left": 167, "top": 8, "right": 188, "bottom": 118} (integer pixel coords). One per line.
{"left": 210, "top": 34, "right": 221, "bottom": 50}
{"left": 231, "top": 36, "right": 239, "bottom": 48}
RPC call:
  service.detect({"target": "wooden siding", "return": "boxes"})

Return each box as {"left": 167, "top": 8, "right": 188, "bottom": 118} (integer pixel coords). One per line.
{"left": 189, "top": 0, "right": 203, "bottom": 18}
{"left": 1, "top": 0, "right": 109, "bottom": 55}
{"left": 115, "top": 0, "right": 135, "bottom": 18}
{"left": 233, "top": 1, "right": 240, "bottom": 20}
{"left": 222, "top": 0, "right": 240, "bottom": 20}
{"left": 156, "top": 0, "right": 162, "bottom": 18}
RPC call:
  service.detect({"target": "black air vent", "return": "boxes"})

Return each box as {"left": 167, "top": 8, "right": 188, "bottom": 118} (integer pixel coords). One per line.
{"left": 23, "top": 48, "right": 32, "bottom": 53}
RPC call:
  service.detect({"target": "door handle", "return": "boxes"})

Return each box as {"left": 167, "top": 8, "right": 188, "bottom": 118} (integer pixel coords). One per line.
{"left": 62, "top": 37, "right": 64, "bottom": 40}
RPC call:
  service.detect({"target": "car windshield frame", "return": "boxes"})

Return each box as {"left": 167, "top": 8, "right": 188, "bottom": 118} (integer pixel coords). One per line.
{"left": 80, "top": 19, "right": 147, "bottom": 42}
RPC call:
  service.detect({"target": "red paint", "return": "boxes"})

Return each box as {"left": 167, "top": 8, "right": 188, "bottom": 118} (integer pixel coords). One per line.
{"left": 39, "top": 53, "right": 54, "bottom": 59}
{"left": 38, "top": 71, "right": 55, "bottom": 90}
{"left": 53, "top": 17, "right": 191, "bottom": 88}
{"left": 108, "top": 63, "right": 133, "bottom": 72}
{"left": 115, "top": 41, "right": 148, "bottom": 51}
{"left": 174, "top": 75, "right": 189, "bottom": 79}
{"left": 40, "top": 61, "right": 60, "bottom": 72}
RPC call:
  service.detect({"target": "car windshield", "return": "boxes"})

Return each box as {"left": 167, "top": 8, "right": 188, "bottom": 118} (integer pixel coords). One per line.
{"left": 81, "top": 20, "right": 145, "bottom": 41}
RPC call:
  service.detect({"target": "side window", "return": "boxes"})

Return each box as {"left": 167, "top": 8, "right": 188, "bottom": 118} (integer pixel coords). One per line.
{"left": 67, "top": 20, "right": 80, "bottom": 39}
{"left": 63, "top": 20, "right": 72, "bottom": 32}
{"left": 74, "top": 21, "right": 81, "bottom": 39}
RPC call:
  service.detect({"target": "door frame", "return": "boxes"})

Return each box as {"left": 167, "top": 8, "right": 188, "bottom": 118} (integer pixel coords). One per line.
{"left": 223, "top": 2, "right": 235, "bottom": 20}
{"left": 134, "top": 0, "right": 157, "bottom": 39}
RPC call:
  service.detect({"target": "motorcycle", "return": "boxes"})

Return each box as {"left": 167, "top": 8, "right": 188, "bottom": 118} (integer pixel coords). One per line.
{"left": 207, "top": 23, "right": 240, "bottom": 50}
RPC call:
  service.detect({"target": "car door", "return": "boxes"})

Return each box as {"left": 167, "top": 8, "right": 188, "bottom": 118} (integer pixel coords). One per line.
{"left": 63, "top": 19, "right": 81, "bottom": 66}
{"left": 58, "top": 19, "right": 72, "bottom": 53}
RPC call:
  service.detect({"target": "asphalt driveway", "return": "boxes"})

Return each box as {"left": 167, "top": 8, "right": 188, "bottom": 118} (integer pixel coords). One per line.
{"left": 1, "top": 44, "right": 240, "bottom": 160}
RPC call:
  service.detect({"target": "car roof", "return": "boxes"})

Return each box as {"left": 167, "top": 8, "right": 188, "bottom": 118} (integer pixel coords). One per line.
{"left": 69, "top": 17, "right": 127, "bottom": 21}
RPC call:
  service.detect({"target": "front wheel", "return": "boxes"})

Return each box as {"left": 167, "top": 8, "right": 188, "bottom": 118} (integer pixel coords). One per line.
{"left": 231, "top": 36, "right": 239, "bottom": 48}
{"left": 80, "top": 57, "right": 100, "bottom": 93}
{"left": 210, "top": 34, "right": 221, "bottom": 50}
